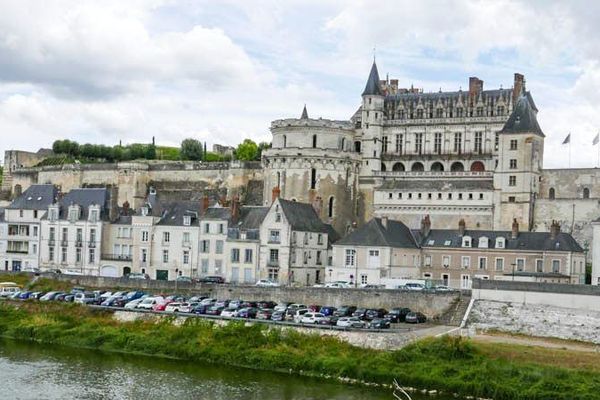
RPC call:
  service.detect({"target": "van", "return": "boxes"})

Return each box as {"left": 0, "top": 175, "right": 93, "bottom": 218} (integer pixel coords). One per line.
{"left": 0, "top": 282, "right": 21, "bottom": 298}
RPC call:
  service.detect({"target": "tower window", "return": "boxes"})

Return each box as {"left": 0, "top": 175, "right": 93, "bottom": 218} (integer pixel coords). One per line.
{"left": 510, "top": 139, "right": 518, "bottom": 150}
{"left": 549, "top": 188, "right": 555, "bottom": 199}
{"left": 283, "top": 135, "right": 287, "bottom": 148}
{"left": 328, "top": 196, "right": 335, "bottom": 218}
{"left": 583, "top": 187, "right": 590, "bottom": 199}
{"left": 312, "top": 135, "right": 317, "bottom": 148}
{"left": 310, "top": 168, "right": 317, "bottom": 189}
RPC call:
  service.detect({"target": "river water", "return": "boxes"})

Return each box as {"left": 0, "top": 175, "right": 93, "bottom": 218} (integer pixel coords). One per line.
{"left": 0, "top": 339, "right": 452, "bottom": 400}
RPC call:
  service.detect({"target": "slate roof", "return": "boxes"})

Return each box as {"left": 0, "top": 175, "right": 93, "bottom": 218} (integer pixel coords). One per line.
{"left": 335, "top": 218, "right": 419, "bottom": 249}
{"left": 499, "top": 92, "right": 544, "bottom": 137}
{"left": 156, "top": 201, "right": 200, "bottom": 226}
{"left": 58, "top": 188, "right": 109, "bottom": 220}
{"left": 228, "top": 206, "right": 269, "bottom": 241}
{"left": 385, "top": 88, "right": 509, "bottom": 102}
{"left": 362, "top": 61, "right": 383, "bottom": 96}
{"left": 325, "top": 224, "right": 341, "bottom": 245}
{"left": 7, "top": 184, "right": 57, "bottom": 210}
{"left": 202, "top": 206, "right": 232, "bottom": 221}
{"left": 378, "top": 179, "right": 494, "bottom": 191}
{"left": 417, "top": 229, "right": 584, "bottom": 253}
{"left": 278, "top": 198, "right": 330, "bottom": 234}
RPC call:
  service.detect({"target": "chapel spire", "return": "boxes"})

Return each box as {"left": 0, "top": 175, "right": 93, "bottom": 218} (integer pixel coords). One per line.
{"left": 362, "top": 60, "right": 383, "bottom": 96}
{"left": 300, "top": 104, "right": 308, "bottom": 119}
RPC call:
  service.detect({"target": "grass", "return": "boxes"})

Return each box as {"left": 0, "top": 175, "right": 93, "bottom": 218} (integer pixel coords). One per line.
{"left": 0, "top": 302, "right": 599, "bottom": 399}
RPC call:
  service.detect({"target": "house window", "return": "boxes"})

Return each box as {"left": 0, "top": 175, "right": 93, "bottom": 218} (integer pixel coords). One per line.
{"left": 183, "top": 216, "right": 191, "bottom": 226}
{"left": 414, "top": 133, "right": 423, "bottom": 154}
{"left": 317, "top": 234, "right": 323, "bottom": 245}
{"left": 204, "top": 223, "right": 210, "bottom": 233}
{"left": 183, "top": 250, "right": 190, "bottom": 265}
{"left": 552, "top": 260, "right": 560, "bottom": 273}
{"left": 303, "top": 251, "right": 308, "bottom": 264}
{"left": 183, "top": 232, "right": 190, "bottom": 244}
{"left": 76, "top": 248, "right": 81, "bottom": 263}
{"left": 201, "top": 240, "right": 209, "bottom": 253}
{"left": 549, "top": 188, "right": 555, "bottom": 199}
{"left": 583, "top": 188, "right": 590, "bottom": 199}
{"left": 19, "top": 210, "right": 23, "bottom": 218}
{"left": 303, "top": 233, "right": 308, "bottom": 245}
{"left": 33, "top": 226, "right": 38, "bottom": 237}
{"left": 395, "top": 134, "right": 403, "bottom": 154}
{"left": 269, "top": 249, "right": 279, "bottom": 263}
{"left": 382, "top": 136, "right": 388, "bottom": 153}
{"left": 268, "top": 268, "right": 279, "bottom": 282}
{"left": 162, "top": 250, "right": 169, "bottom": 263}
{"left": 442, "top": 256, "right": 450, "bottom": 268}
{"left": 201, "top": 259, "right": 209, "bottom": 274}
{"left": 509, "top": 176, "right": 516, "bottom": 186}
{"left": 216, "top": 240, "right": 224, "bottom": 254}
{"left": 312, "top": 134, "right": 317, "bottom": 148}
{"left": 163, "top": 232, "right": 170, "bottom": 243}
{"left": 328, "top": 196, "right": 334, "bottom": 218}
{"left": 231, "top": 248, "right": 240, "bottom": 263}
{"left": 474, "top": 132, "right": 483, "bottom": 154}
{"left": 49, "top": 246, "right": 54, "bottom": 262}
{"left": 425, "top": 255, "right": 432, "bottom": 267}
{"left": 495, "top": 258, "right": 504, "bottom": 271}
{"left": 316, "top": 250, "right": 322, "bottom": 265}
{"left": 536, "top": 259, "right": 543, "bottom": 273}
{"left": 510, "top": 139, "right": 518, "bottom": 150}
{"left": 508, "top": 196, "right": 516, "bottom": 203}
{"left": 310, "top": 168, "right": 317, "bottom": 189}
{"left": 34, "top": 210, "right": 38, "bottom": 219}
{"left": 141, "top": 249, "right": 147, "bottom": 263}
{"left": 269, "top": 230, "right": 280, "bottom": 243}
{"left": 89, "top": 229, "right": 96, "bottom": 243}
{"left": 275, "top": 213, "right": 281, "bottom": 222}
{"left": 478, "top": 257, "right": 487, "bottom": 270}
{"left": 345, "top": 249, "right": 356, "bottom": 267}
{"left": 510, "top": 159, "right": 517, "bottom": 169}
{"left": 61, "top": 247, "right": 67, "bottom": 263}
{"left": 454, "top": 132, "right": 462, "bottom": 153}
{"left": 244, "top": 249, "right": 253, "bottom": 263}
{"left": 218, "top": 224, "right": 224, "bottom": 234}
{"left": 461, "top": 256, "right": 470, "bottom": 269}
{"left": 141, "top": 231, "right": 149, "bottom": 242}
{"left": 215, "top": 260, "right": 222, "bottom": 274}
{"left": 434, "top": 133, "right": 442, "bottom": 154}
{"left": 516, "top": 258, "right": 525, "bottom": 271}
{"left": 90, "top": 210, "right": 99, "bottom": 223}
{"left": 88, "top": 248, "right": 95, "bottom": 264}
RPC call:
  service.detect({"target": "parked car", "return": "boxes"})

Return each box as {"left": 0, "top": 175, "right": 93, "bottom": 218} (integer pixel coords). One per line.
{"left": 324, "top": 281, "right": 351, "bottom": 289}
{"left": 228, "top": 299, "right": 243, "bottom": 309}
{"left": 46, "top": 269, "right": 62, "bottom": 274}
{"left": 221, "top": 307, "right": 240, "bottom": 318}
{"left": 384, "top": 308, "right": 412, "bottom": 323}
{"left": 368, "top": 319, "right": 391, "bottom": 329}
{"left": 175, "top": 276, "right": 192, "bottom": 283}
{"left": 237, "top": 307, "right": 258, "bottom": 319}
{"left": 178, "top": 302, "right": 200, "bottom": 313}
{"left": 206, "top": 305, "right": 225, "bottom": 316}
{"left": 402, "top": 283, "right": 425, "bottom": 291}
{"left": 0, "top": 282, "right": 21, "bottom": 298}
{"left": 74, "top": 292, "right": 97, "bottom": 305}
{"left": 214, "top": 300, "right": 230, "bottom": 308}
{"left": 137, "top": 297, "right": 164, "bottom": 310}
{"left": 255, "top": 279, "right": 280, "bottom": 287}
{"left": 152, "top": 300, "right": 174, "bottom": 312}
{"left": 405, "top": 312, "right": 427, "bottom": 324}
{"left": 317, "top": 315, "right": 339, "bottom": 326}
{"left": 319, "top": 306, "right": 337, "bottom": 316}
{"left": 200, "top": 298, "right": 216, "bottom": 306}
{"left": 256, "top": 308, "right": 274, "bottom": 320}
{"left": 199, "top": 276, "right": 225, "bottom": 284}
{"left": 40, "top": 291, "right": 65, "bottom": 302}
{"left": 123, "top": 298, "right": 144, "bottom": 309}
{"left": 192, "top": 304, "right": 211, "bottom": 315}
{"left": 240, "top": 301, "right": 258, "bottom": 308}
{"left": 273, "top": 302, "right": 290, "bottom": 312}
{"left": 101, "top": 296, "right": 126, "bottom": 307}
{"left": 124, "top": 291, "right": 145, "bottom": 302}
{"left": 291, "top": 308, "right": 310, "bottom": 323}
{"left": 127, "top": 272, "right": 149, "bottom": 280}
{"left": 17, "top": 291, "right": 33, "bottom": 300}
{"left": 271, "top": 310, "right": 286, "bottom": 321}
{"left": 9, "top": 291, "right": 22, "bottom": 300}
{"left": 336, "top": 317, "right": 366, "bottom": 328}
{"left": 165, "top": 302, "right": 184, "bottom": 313}
{"left": 29, "top": 292, "right": 45, "bottom": 300}
{"left": 63, "top": 270, "right": 84, "bottom": 276}
{"left": 301, "top": 312, "right": 328, "bottom": 324}
{"left": 333, "top": 305, "right": 356, "bottom": 317}
{"left": 365, "top": 308, "right": 387, "bottom": 320}
{"left": 308, "top": 304, "right": 321, "bottom": 312}
{"left": 257, "top": 301, "right": 276, "bottom": 309}
{"left": 434, "top": 285, "right": 452, "bottom": 292}
{"left": 360, "top": 284, "right": 385, "bottom": 289}
{"left": 352, "top": 308, "right": 368, "bottom": 320}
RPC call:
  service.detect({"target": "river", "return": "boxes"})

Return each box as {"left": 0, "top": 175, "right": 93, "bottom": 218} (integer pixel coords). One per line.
{"left": 0, "top": 339, "right": 456, "bottom": 400}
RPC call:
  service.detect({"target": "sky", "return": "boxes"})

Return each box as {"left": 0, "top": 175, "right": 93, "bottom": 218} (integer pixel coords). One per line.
{"left": 0, "top": 0, "right": 600, "bottom": 168}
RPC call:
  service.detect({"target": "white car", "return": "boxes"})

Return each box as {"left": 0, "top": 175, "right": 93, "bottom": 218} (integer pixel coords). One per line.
{"left": 292, "top": 308, "right": 310, "bottom": 323}
{"left": 200, "top": 298, "right": 216, "bottom": 306}
{"left": 63, "top": 270, "right": 84, "bottom": 276}
{"left": 274, "top": 303, "right": 290, "bottom": 312}
{"left": 301, "top": 312, "right": 328, "bottom": 324}
{"left": 137, "top": 296, "right": 163, "bottom": 310}
{"left": 403, "top": 283, "right": 425, "bottom": 291}
{"left": 255, "top": 279, "right": 280, "bottom": 287}
{"left": 336, "top": 317, "right": 365, "bottom": 328}
{"left": 220, "top": 308, "right": 240, "bottom": 318}
{"left": 434, "top": 285, "right": 452, "bottom": 292}
{"left": 124, "top": 298, "right": 144, "bottom": 309}
{"left": 325, "top": 281, "right": 351, "bottom": 289}
{"left": 164, "top": 302, "right": 183, "bottom": 313}
{"left": 178, "top": 302, "right": 200, "bottom": 313}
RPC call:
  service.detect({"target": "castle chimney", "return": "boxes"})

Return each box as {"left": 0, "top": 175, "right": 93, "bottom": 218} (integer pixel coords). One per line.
{"left": 231, "top": 195, "right": 240, "bottom": 224}
{"left": 202, "top": 194, "right": 209, "bottom": 214}
{"left": 108, "top": 186, "right": 119, "bottom": 222}
{"left": 122, "top": 201, "right": 130, "bottom": 215}
{"left": 550, "top": 220, "right": 560, "bottom": 239}
{"left": 458, "top": 219, "right": 466, "bottom": 236}
{"left": 469, "top": 77, "right": 483, "bottom": 98}
{"left": 381, "top": 216, "right": 388, "bottom": 228}
{"left": 511, "top": 218, "right": 519, "bottom": 239}
{"left": 271, "top": 186, "right": 281, "bottom": 203}
{"left": 421, "top": 215, "right": 431, "bottom": 237}
{"left": 513, "top": 73, "right": 525, "bottom": 103}
{"left": 219, "top": 194, "right": 228, "bottom": 207}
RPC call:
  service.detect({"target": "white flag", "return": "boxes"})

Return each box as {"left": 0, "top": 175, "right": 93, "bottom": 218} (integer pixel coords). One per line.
{"left": 562, "top": 133, "right": 571, "bottom": 145}
{"left": 593, "top": 133, "right": 600, "bottom": 146}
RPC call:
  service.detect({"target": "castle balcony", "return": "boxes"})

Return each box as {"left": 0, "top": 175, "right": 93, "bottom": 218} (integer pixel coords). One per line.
{"left": 101, "top": 254, "right": 133, "bottom": 262}
{"left": 373, "top": 170, "right": 493, "bottom": 179}
{"left": 381, "top": 151, "right": 494, "bottom": 162}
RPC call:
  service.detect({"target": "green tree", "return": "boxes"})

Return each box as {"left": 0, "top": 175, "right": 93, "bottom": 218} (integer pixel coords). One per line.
{"left": 234, "top": 139, "right": 259, "bottom": 161}
{"left": 257, "top": 141, "right": 271, "bottom": 160}
{"left": 144, "top": 144, "right": 156, "bottom": 160}
{"left": 180, "top": 138, "right": 203, "bottom": 161}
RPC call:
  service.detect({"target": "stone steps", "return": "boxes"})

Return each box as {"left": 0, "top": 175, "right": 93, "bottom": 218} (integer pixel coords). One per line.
{"left": 436, "top": 294, "right": 472, "bottom": 326}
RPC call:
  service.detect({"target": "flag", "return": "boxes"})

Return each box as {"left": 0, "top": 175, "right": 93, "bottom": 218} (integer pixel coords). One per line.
{"left": 562, "top": 133, "right": 571, "bottom": 145}
{"left": 594, "top": 133, "right": 600, "bottom": 146}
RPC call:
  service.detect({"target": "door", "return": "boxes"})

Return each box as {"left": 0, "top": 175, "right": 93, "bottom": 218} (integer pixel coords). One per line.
{"left": 244, "top": 268, "right": 252, "bottom": 283}
{"left": 461, "top": 274, "right": 471, "bottom": 289}
{"left": 231, "top": 267, "right": 239, "bottom": 283}
{"left": 12, "top": 261, "right": 21, "bottom": 272}
{"left": 123, "top": 266, "right": 131, "bottom": 276}
{"left": 368, "top": 250, "right": 380, "bottom": 268}
{"left": 156, "top": 270, "right": 168, "bottom": 281}
{"left": 100, "top": 265, "right": 118, "bottom": 277}
{"left": 442, "top": 274, "right": 449, "bottom": 286}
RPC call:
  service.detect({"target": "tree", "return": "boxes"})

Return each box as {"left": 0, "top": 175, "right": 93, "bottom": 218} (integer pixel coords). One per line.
{"left": 257, "top": 141, "right": 271, "bottom": 160}
{"left": 144, "top": 144, "right": 156, "bottom": 160}
{"left": 180, "top": 138, "right": 203, "bottom": 161}
{"left": 234, "top": 139, "right": 259, "bottom": 161}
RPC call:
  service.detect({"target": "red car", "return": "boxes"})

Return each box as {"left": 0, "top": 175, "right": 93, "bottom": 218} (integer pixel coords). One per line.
{"left": 152, "top": 299, "right": 174, "bottom": 312}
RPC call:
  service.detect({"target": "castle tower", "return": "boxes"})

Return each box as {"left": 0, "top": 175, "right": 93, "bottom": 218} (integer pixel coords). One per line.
{"left": 494, "top": 82, "right": 544, "bottom": 231}
{"left": 262, "top": 105, "right": 361, "bottom": 234}
{"left": 359, "top": 61, "right": 385, "bottom": 176}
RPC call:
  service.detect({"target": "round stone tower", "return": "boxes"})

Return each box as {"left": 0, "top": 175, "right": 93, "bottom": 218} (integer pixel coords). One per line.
{"left": 262, "top": 106, "right": 361, "bottom": 234}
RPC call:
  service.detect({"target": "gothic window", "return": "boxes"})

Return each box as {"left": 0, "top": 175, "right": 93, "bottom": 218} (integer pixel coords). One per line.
{"left": 354, "top": 141, "right": 361, "bottom": 153}
{"left": 414, "top": 133, "right": 423, "bottom": 154}
{"left": 328, "top": 196, "right": 335, "bottom": 218}
{"left": 453, "top": 132, "right": 462, "bottom": 154}
{"left": 476, "top": 107, "right": 484, "bottom": 116}
{"left": 312, "top": 135, "right": 317, "bottom": 148}
{"left": 497, "top": 106, "right": 505, "bottom": 115}
{"left": 398, "top": 110, "right": 405, "bottom": 119}
{"left": 434, "top": 133, "right": 442, "bottom": 154}
{"left": 416, "top": 109, "right": 424, "bottom": 119}
{"left": 310, "top": 168, "right": 317, "bottom": 189}
{"left": 583, "top": 187, "right": 590, "bottom": 199}
{"left": 395, "top": 134, "right": 403, "bottom": 154}
{"left": 341, "top": 138, "right": 346, "bottom": 151}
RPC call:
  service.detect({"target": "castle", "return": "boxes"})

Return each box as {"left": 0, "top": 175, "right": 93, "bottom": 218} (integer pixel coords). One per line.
{"left": 3, "top": 61, "right": 599, "bottom": 258}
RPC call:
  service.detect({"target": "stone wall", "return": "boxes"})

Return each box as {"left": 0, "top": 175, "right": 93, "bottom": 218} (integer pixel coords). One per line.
{"left": 40, "top": 273, "right": 460, "bottom": 318}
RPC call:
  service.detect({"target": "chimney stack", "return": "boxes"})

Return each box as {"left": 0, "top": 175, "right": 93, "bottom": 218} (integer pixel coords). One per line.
{"left": 271, "top": 186, "right": 281, "bottom": 203}
{"left": 513, "top": 73, "right": 525, "bottom": 103}
{"left": 202, "top": 194, "right": 209, "bottom": 214}
{"left": 122, "top": 201, "right": 130, "bottom": 215}
{"left": 469, "top": 77, "right": 483, "bottom": 98}
{"left": 381, "top": 216, "right": 389, "bottom": 228}
{"left": 231, "top": 195, "right": 240, "bottom": 224}
{"left": 511, "top": 218, "right": 519, "bottom": 239}
{"left": 421, "top": 215, "right": 431, "bottom": 237}
{"left": 219, "top": 194, "right": 228, "bottom": 207}
{"left": 458, "top": 219, "right": 466, "bottom": 236}
{"left": 550, "top": 220, "right": 560, "bottom": 239}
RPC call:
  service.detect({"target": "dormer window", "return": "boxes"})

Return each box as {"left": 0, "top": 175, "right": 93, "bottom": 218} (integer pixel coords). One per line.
{"left": 48, "top": 206, "right": 59, "bottom": 222}
{"left": 496, "top": 237, "right": 505, "bottom": 249}
{"left": 462, "top": 236, "right": 472, "bottom": 247}
{"left": 68, "top": 206, "right": 80, "bottom": 223}
{"left": 141, "top": 207, "right": 148, "bottom": 216}
{"left": 89, "top": 209, "right": 99, "bottom": 223}
{"left": 478, "top": 236, "right": 488, "bottom": 248}
{"left": 183, "top": 216, "right": 191, "bottom": 226}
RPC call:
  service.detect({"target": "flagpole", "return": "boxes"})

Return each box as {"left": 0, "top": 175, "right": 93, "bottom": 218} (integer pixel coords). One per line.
{"left": 569, "top": 132, "right": 571, "bottom": 168}
{"left": 597, "top": 132, "right": 599, "bottom": 168}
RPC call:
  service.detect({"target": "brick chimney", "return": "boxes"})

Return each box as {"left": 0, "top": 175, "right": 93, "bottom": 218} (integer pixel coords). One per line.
{"left": 513, "top": 73, "right": 525, "bottom": 103}
{"left": 458, "top": 219, "right": 466, "bottom": 236}
{"left": 201, "top": 194, "right": 209, "bottom": 214}
{"left": 421, "top": 215, "right": 431, "bottom": 237}
{"left": 381, "top": 216, "right": 388, "bottom": 229}
{"left": 271, "top": 186, "right": 281, "bottom": 203}
{"left": 511, "top": 218, "right": 519, "bottom": 239}
{"left": 219, "top": 194, "right": 228, "bottom": 207}
{"left": 469, "top": 77, "right": 483, "bottom": 98}
{"left": 550, "top": 220, "right": 560, "bottom": 239}
{"left": 122, "top": 201, "right": 130, "bottom": 215}
{"left": 231, "top": 195, "right": 240, "bottom": 224}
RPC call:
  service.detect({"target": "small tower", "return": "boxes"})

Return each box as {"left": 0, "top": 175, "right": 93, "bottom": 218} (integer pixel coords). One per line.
{"left": 360, "top": 60, "right": 385, "bottom": 175}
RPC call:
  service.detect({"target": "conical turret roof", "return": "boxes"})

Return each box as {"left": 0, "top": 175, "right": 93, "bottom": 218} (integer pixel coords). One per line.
{"left": 500, "top": 92, "right": 544, "bottom": 137}
{"left": 362, "top": 61, "right": 383, "bottom": 96}
{"left": 300, "top": 104, "right": 308, "bottom": 119}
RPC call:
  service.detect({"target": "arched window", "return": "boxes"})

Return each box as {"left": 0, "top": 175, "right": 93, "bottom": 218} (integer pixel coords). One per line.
{"left": 450, "top": 162, "right": 464, "bottom": 172}
{"left": 310, "top": 168, "right": 317, "bottom": 189}
{"left": 431, "top": 162, "right": 444, "bottom": 172}
{"left": 470, "top": 161, "right": 485, "bottom": 172}
{"left": 282, "top": 135, "right": 287, "bottom": 148}
{"left": 381, "top": 163, "right": 387, "bottom": 172}
{"left": 392, "top": 162, "right": 405, "bottom": 172}
{"left": 276, "top": 172, "right": 281, "bottom": 187}
{"left": 549, "top": 188, "right": 555, "bottom": 200}
{"left": 354, "top": 141, "right": 361, "bottom": 153}
{"left": 328, "top": 196, "right": 335, "bottom": 218}
{"left": 411, "top": 162, "right": 424, "bottom": 172}
{"left": 312, "top": 135, "right": 317, "bottom": 148}
{"left": 341, "top": 138, "right": 346, "bottom": 151}
{"left": 583, "top": 187, "right": 590, "bottom": 199}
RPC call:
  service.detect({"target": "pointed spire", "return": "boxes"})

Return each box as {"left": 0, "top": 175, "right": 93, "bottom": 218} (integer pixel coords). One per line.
{"left": 362, "top": 60, "right": 383, "bottom": 96}
{"left": 300, "top": 104, "right": 308, "bottom": 119}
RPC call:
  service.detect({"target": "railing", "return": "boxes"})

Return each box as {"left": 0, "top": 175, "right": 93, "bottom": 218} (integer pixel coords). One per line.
{"left": 101, "top": 254, "right": 133, "bottom": 262}
{"left": 61, "top": 240, "right": 68, "bottom": 247}
{"left": 88, "top": 242, "right": 96, "bottom": 248}
{"left": 373, "top": 170, "right": 493, "bottom": 178}
{"left": 6, "top": 249, "right": 28, "bottom": 254}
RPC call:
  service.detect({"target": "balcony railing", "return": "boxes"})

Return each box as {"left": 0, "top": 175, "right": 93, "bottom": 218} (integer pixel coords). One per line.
{"left": 61, "top": 240, "right": 68, "bottom": 247}
{"left": 88, "top": 242, "right": 96, "bottom": 248}
{"left": 101, "top": 254, "right": 133, "bottom": 262}
{"left": 373, "top": 170, "right": 493, "bottom": 178}
{"left": 7, "top": 249, "right": 28, "bottom": 254}
{"left": 267, "top": 260, "right": 279, "bottom": 267}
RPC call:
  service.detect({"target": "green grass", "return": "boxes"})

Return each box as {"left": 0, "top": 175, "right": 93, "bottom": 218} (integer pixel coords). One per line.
{"left": 0, "top": 302, "right": 599, "bottom": 399}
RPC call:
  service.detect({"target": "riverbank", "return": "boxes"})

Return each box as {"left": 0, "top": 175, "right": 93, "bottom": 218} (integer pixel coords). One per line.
{"left": 1, "top": 302, "right": 599, "bottom": 399}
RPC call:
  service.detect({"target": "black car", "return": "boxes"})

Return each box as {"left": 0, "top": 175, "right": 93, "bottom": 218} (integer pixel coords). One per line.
{"left": 368, "top": 319, "right": 391, "bottom": 329}
{"left": 206, "top": 305, "right": 225, "bottom": 316}
{"left": 199, "top": 276, "right": 225, "bottom": 284}
{"left": 192, "top": 304, "right": 211, "bottom": 315}
{"left": 352, "top": 308, "right": 368, "bottom": 320}
{"left": 384, "top": 308, "right": 412, "bottom": 323}
{"left": 237, "top": 307, "right": 258, "bottom": 319}
{"left": 365, "top": 308, "right": 387, "bottom": 320}
{"left": 333, "top": 305, "right": 356, "bottom": 317}
{"left": 271, "top": 311, "right": 286, "bottom": 321}
{"left": 405, "top": 312, "right": 427, "bottom": 324}
{"left": 257, "top": 301, "right": 276, "bottom": 309}
{"left": 240, "top": 301, "right": 258, "bottom": 308}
